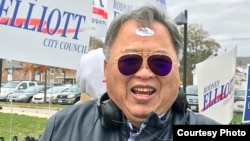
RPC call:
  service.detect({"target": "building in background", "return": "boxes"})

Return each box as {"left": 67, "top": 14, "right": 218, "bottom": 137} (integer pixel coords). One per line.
{"left": 1, "top": 59, "right": 76, "bottom": 85}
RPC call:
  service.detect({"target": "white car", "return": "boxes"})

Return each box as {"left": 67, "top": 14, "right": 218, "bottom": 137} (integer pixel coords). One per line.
{"left": 185, "top": 85, "right": 199, "bottom": 112}
{"left": 0, "top": 81, "right": 39, "bottom": 101}
{"left": 233, "top": 100, "right": 245, "bottom": 113}
{"left": 32, "top": 86, "right": 69, "bottom": 103}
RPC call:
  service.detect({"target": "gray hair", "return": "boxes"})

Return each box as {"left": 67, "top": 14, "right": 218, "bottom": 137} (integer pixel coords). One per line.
{"left": 103, "top": 4, "right": 183, "bottom": 62}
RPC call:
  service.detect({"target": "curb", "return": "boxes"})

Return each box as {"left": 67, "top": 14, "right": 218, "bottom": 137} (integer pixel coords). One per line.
{"left": 0, "top": 106, "right": 58, "bottom": 118}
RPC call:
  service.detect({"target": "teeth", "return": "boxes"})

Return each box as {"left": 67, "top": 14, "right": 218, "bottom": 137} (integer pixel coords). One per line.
{"left": 133, "top": 88, "right": 154, "bottom": 93}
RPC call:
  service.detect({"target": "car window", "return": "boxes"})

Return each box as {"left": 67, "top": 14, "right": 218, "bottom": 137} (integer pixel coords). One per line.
{"left": 18, "top": 83, "right": 27, "bottom": 90}
{"left": 23, "top": 86, "right": 42, "bottom": 93}
{"left": 235, "top": 89, "right": 246, "bottom": 96}
{"left": 64, "top": 85, "right": 80, "bottom": 92}
{"left": 29, "top": 82, "right": 36, "bottom": 86}
{"left": 47, "top": 87, "right": 68, "bottom": 94}
{"left": 186, "top": 85, "right": 198, "bottom": 95}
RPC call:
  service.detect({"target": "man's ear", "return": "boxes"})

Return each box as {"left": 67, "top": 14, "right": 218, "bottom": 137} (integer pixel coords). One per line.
{"left": 103, "top": 59, "right": 107, "bottom": 82}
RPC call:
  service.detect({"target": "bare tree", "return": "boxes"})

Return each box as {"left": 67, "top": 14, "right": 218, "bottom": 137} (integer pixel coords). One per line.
{"left": 178, "top": 23, "right": 221, "bottom": 84}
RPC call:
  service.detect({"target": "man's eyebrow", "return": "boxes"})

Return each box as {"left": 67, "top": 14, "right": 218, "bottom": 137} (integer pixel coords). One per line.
{"left": 121, "top": 48, "right": 137, "bottom": 53}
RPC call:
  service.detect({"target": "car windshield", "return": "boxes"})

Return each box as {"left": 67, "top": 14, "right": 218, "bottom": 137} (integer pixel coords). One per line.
{"left": 235, "top": 89, "right": 246, "bottom": 96}
{"left": 2, "top": 81, "right": 20, "bottom": 88}
{"left": 23, "top": 86, "right": 42, "bottom": 93}
{"left": 186, "top": 85, "right": 198, "bottom": 95}
{"left": 47, "top": 87, "right": 67, "bottom": 94}
{"left": 64, "top": 85, "right": 79, "bottom": 92}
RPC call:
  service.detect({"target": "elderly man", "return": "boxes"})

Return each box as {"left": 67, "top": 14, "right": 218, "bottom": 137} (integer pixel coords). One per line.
{"left": 39, "top": 5, "right": 219, "bottom": 141}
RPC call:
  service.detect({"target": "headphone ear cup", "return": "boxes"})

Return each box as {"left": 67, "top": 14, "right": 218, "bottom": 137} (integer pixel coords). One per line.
{"left": 99, "top": 100, "right": 122, "bottom": 129}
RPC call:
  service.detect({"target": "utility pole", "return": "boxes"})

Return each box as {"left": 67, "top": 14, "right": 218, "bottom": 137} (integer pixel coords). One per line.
{"left": 174, "top": 10, "right": 188, "bottom": 93}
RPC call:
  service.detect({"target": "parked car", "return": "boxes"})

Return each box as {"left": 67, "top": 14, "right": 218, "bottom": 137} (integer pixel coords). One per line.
{"left": 0, "top": 80, "right": 39, "bottom": 101}
{"left": 234, "top": 88, "right": 246, "bottom": 102}
{"left": 54, "top": 85, "right": 81, "bottom": 105}
{"left": 233, "top": 100, "right": 245, "bottom": 113}
{"left": 7, "top": 85, "right": 48, "bottom": 103}
{"left": 185, "top": 85, "right": 199, "bottom": 112}
{"left": 32, "top": 86, "right": 70, "bottom": 103}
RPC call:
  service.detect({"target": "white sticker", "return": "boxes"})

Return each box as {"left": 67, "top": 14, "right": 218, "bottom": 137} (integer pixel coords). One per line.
{"left": 135, "top": 27, "right": 154, "bottom": 36}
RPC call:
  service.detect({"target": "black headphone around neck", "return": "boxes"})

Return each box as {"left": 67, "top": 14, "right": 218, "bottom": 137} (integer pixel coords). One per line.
{"left": 98, "top": 94, "right": 122, "bottom": 129}
{"left": 98, "top": 88, "right": 188, "bottom": 130}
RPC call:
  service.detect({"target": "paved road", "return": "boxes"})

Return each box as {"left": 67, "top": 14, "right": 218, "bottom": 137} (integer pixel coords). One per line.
{"left": 0, "top": 105, "right": 59, "bottom": 118}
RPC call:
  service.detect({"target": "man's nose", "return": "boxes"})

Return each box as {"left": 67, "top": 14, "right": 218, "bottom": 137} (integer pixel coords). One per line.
{"left": 134, "top": 59, "right": 155, "bottom": 78}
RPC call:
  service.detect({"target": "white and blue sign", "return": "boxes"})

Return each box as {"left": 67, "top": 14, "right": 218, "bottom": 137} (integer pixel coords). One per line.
{"left": 242, "top": 64, "right": 250, "bottom": 122}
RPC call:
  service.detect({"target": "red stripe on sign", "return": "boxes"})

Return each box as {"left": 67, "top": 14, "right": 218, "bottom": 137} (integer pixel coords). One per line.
{"left": 92, "top": 7, "right": 108, "bottom": 19}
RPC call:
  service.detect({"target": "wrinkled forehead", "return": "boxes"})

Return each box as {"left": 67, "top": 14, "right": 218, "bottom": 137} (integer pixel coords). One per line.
{"left": 110, "top": 20, "right": 176, "bottom": 55}
{"left": 118, "top": 20, "right": 170, "bottom": 39}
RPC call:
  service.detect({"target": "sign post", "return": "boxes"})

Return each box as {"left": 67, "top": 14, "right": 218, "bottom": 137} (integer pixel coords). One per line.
{"left": 242, "top": 64, "right": 250, "bottom": 123}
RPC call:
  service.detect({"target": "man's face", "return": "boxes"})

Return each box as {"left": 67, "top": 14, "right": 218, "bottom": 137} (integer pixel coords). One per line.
{"left": 103, "top": 20, "right": 181, "bottom": 125}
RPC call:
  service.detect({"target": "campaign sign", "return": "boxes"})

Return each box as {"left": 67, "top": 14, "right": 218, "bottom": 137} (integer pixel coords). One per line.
{"left": 0, "top": 0, "right": 93, "bottom": 70}
{"left": 242, "top": 64, "right": 250, "bottom": 122}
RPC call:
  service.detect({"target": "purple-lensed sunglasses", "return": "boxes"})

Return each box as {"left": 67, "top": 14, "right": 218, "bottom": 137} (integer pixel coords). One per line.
{"left": 117, "top": 53, "right": 173, "bottom": 76}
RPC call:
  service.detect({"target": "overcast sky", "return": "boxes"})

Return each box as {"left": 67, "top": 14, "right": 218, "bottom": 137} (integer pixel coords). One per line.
{"left": 166, "top": 0, "right": 250, "bottom": 57}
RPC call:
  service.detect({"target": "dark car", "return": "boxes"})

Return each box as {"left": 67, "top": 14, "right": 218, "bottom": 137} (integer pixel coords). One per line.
{"left": 234, "top": 88, "right": 246, "bottom": 102}
{"left": 7, "top": 85, "right": 48, "bottom": 103}
{"left": 185, "top": 85, "right": 199, "bottom": 112}
{"left": 54, "top": 85, "right": 81, "bottom": 105}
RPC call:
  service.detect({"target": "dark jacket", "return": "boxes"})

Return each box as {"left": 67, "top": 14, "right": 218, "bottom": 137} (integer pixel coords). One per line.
{"left": 39, "top": 91, "right": 219, "bottom": 141}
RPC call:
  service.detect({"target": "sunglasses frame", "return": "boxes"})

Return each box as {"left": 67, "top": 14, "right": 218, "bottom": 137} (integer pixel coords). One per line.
{"left": 112, "top": 52, "right": 175, "bottom": 76}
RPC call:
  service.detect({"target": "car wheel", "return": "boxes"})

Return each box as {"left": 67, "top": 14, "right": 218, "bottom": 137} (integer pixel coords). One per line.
{"left": 27, "top": 97, "right": 33, "bottom": 103}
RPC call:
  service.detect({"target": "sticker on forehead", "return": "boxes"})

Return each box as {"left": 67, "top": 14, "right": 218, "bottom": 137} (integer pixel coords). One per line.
{"left": 135, "top": 27, "right": 154, "bottom": 36}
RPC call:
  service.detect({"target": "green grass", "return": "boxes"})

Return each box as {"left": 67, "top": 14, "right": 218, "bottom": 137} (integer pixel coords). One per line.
{"left": 0, "top": 113, "right": 48, "bottom": 141}
{"left": 231, "top": 113, "right": 243, "bottom": 124}
{"left": 0, "top": 102, "right": 244, "bottom": 141}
